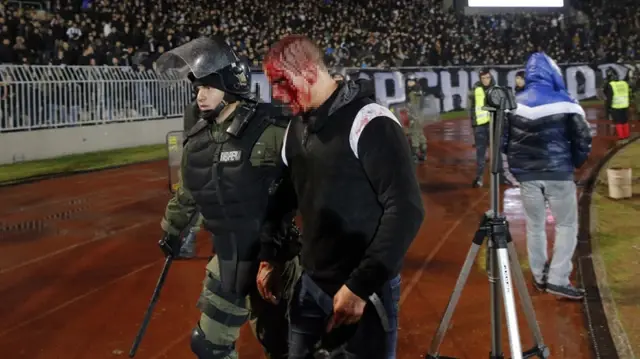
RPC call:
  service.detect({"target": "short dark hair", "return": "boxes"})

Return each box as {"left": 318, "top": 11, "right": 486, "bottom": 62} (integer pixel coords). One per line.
{"left": 516, "top": 70, "right": 525, "bottom": 78}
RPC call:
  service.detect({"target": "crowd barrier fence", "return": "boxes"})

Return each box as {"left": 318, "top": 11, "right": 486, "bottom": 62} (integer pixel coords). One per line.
{"left": 0, "top": 65, "right": 191, "bottom": 132}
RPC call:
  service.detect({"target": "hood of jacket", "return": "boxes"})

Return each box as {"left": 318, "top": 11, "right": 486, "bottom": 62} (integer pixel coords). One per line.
{"left": 519, "top": 52, "right": 577, "bottom": 107}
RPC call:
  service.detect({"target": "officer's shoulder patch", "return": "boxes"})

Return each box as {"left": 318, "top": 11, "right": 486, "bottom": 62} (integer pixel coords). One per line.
{"left": 186, "top": 119, "right": 209, "bottom": 138}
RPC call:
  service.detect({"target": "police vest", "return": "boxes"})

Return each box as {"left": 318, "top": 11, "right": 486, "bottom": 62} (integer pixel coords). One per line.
{"left": 610, "top": 81, "right": 630, "bottom": 109}
{"left": 182, "top": 116, "right": 280, "bottom": 294}
{"left": 474, "top": 87, "right": 490, "bottom": 125}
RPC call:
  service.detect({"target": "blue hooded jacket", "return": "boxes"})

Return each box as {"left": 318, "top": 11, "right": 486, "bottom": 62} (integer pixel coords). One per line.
{"left": 503, "top": 52, "right": 592, "bottom": 182}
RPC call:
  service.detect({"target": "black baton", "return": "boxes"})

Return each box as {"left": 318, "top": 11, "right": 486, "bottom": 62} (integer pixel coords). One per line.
{"left": 128, "top": 250, "right": 175, "bottom": 357}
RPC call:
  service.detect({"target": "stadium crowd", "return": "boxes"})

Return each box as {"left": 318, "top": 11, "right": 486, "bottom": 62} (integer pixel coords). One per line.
{"left": 0, "top": 0, "right": 638, "bottom": 69}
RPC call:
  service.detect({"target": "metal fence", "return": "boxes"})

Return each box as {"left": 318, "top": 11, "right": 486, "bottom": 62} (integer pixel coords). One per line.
{"left": 0, "top": 65, "right": 191, "bottom": 132}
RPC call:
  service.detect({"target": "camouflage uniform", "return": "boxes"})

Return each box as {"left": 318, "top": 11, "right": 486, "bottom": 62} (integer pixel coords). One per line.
{"left": 157, "top": 37, "right": 301, "bottom": 359}
{"left": 176, "top": 102, "right": 207, "bottom": 259}
{"left": 162, "top": 114, "right": 301, "bottom": 359}
{"left": 406, "top": 86, "right": 427, "bottom": 162}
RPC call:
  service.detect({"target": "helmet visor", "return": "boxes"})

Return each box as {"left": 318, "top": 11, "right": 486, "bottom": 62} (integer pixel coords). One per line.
{"left": 156, "top": 37, "right": 239, "bottom": 79}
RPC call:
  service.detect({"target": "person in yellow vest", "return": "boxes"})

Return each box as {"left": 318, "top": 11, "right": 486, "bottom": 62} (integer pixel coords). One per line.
{"left": 468, "top": 69, "right": 495, "bottom": 187}
{"left": 603, "top": 68, "right": 631, "bottom": 141}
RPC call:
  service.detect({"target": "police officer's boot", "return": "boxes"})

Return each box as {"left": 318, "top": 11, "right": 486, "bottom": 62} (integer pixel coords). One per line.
{"left": 177, "top": 230, "right": 197, "bottom": 259}
{"left": 417, "top": 144, "right": 427, "bottom": 162}
{"left": 412, "top": 147, "right": 424, "bottom": 163}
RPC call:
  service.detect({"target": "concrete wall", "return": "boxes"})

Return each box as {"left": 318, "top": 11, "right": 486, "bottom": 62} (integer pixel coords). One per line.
{"left": 0, "top": 117, "right": 182, "bottom": 164}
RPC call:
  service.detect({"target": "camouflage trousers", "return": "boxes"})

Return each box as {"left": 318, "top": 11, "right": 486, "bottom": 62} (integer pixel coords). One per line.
{"left": 407, "top": 122, "right": 427, "bottom": 160}
{"left": 196, "top": 255, "right": 301, "bottom": 359}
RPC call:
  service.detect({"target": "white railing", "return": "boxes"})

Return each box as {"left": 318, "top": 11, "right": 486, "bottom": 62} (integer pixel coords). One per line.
{"left": 0, "top": 65, "right": 191, "bottom": 132}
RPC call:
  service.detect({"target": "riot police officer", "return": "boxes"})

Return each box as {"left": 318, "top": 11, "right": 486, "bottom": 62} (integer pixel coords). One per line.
{"left": 405, "top": 74, "right": 427, "bottom": 162}
{"left": 469, "top": 69, "right": 494, "bottom": 187}
{"left": 156, "top": 37, "right": 301, "bottom": 359}
{"left": 604, "top": 68, "right": 631, "bottom": 141}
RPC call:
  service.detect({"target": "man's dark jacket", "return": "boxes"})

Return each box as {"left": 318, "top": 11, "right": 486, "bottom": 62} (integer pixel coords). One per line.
{"left": 503, "top": 53, "right": 592, "bottom": 182}
{"left": 259, "top": 79, "right": 425, "bottom": 300}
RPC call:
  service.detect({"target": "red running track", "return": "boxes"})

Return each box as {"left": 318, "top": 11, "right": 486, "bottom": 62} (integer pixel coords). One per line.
{"left": 0, "top": 108, "right": 634, "bottom": 359}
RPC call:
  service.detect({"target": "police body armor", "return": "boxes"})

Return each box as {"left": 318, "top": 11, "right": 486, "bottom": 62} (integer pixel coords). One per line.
{"left": 182, "top": 105, "right": 281, "bottom": 295}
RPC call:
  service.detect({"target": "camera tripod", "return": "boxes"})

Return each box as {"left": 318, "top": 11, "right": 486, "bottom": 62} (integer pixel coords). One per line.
{"left": 426, "top": 88, "right": 550, "bottom": 359}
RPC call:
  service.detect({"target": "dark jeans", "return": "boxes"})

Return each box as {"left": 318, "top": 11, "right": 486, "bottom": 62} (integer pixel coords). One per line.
{"left": 609, "top": 108, "right": 628, "bottom": 124}
{"left": 384, "top": 275, "right": 401, "bottom": 359}
{"left": 289, "top": 273, "right": 401, "bottom": 359}
{"left": 473, "top": 124, "right": 490, "bottom": 178}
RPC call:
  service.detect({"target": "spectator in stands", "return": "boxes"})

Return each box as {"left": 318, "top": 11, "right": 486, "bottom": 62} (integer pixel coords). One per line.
{"left": 0, "top": 0, "right": 638, "bottom": 68}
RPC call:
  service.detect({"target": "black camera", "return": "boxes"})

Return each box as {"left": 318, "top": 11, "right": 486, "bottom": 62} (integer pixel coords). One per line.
{"left": 483, "top": 86, "right": 517, "bottom": 112}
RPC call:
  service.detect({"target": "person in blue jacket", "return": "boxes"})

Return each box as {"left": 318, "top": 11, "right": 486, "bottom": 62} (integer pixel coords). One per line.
{"left": 503, "top": 52, "right": 592, "bottom": 300}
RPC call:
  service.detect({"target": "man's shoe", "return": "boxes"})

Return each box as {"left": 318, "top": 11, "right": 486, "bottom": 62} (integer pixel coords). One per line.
{"left": 546, "top": 283, "right": 585, "bottom": 300}
{"left": 532, "top": 262, "right": 550, "bottom": 292}
{"left": 532, "top": 276, "right": 546, "bottom": 292}
{"left": 472, "top": 177, "right": 483, "bottom": 188}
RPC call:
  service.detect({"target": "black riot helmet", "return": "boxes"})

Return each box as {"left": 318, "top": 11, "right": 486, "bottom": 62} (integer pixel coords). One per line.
{"left": 606, "top": 68, "right": 619, "bottom": 81}
{"left": 157, "top": 36, "right": 252, "bottom": 100}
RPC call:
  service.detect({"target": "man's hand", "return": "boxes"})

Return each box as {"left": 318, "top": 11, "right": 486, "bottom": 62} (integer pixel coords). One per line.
{"left": 256, "top": 261, "right": 282, "bottom": 305}
{"left": 158, "top": 232, "right": 181, "bottom": 257}
{"left": 326, "top": 285, "right": 367, "bottom": 332}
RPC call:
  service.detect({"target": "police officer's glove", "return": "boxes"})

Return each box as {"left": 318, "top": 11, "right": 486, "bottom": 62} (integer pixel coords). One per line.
{"left": 158, "top": 232, "right": 182, "bottom": 258}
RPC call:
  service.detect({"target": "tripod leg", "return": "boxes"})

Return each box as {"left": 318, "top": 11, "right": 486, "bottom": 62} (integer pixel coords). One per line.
{"left": 427, "top": 242, "right": 484, "bottom": 356}
{"left": 495, "top": 247, "right": 523, "bottom": 359}
{"left": 507, "top": 242, "right": 548, "bottom": 355}
{"left": 488, "top": 242, "right": 503, "bottom": 358}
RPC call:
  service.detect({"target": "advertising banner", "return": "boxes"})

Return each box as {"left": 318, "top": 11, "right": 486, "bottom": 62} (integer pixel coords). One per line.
{"left": 249, "top": 63, "right": 638, "bottom": 113}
